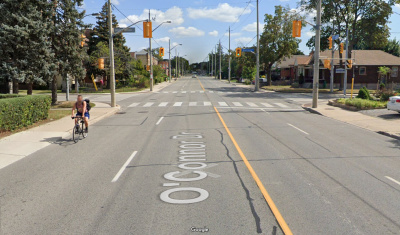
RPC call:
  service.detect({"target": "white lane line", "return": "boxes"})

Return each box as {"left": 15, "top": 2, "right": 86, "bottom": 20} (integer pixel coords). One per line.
{"left": 261, "top": 103, "right": 273, "bottom": 108}
{"left": 385, "top": 176, "right": 400, "bottom": 186}
{"left": 156, "top": 117, "right": 164, "bottom": 125}
{"left": 159, "top": 102, "right": 168, "bottom": 107}
{"left": 163, "top": 183, "right": 180, "bottom": 186}
{"left": 204, "top": 102, "right": 212, "bottom": 106}
{"left": 246, "top": 102, "right": 258, "bottom": 107}
{"left": 182, "top": 91, "right": 187, "bottom": 93}
{"left": 173, "top": 91, "right": 178, "bottom": 94}
{"left": 275, "top": 103, "right": 288, "bottom": 108}
{"left": 200, "top": 91, "right": 204, "bottom": 93}
{"left": 232, "top": 102, "right": 243, "bottom": 107}
{"left": 173, "top": 102, "right": 183, "bottom": 107}
{"left": 218, "top": 102, "right": 228, "bottom": 107}
{"left": 209, "top": 91, "right": 214, "bottom": 93}
{"left": 189, "top": 102, "right": 197, "bottom": 106}
{"left": 143, "top": 102, "right": 154, "bottom": 107}
{"left": 111, "top": 151, "right": 138, "bottom": 182}
{"left": 128, "top": 103, "right": 140, "bottom": 107}
{"left": 287, "top": 123, "right": 309, "bottom": 135}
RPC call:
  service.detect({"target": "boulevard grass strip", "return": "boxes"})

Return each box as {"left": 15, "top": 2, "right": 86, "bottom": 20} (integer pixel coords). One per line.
{"left": 337, "top": 98, "right": 387, "bottom": 109}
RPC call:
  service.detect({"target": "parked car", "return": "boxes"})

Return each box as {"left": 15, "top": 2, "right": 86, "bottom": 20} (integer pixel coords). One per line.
{"left": 387, "top": 96, "right": 400, "bottom": 113}
{"left": 192, "top": 75, "right": 197, "bottom": 78}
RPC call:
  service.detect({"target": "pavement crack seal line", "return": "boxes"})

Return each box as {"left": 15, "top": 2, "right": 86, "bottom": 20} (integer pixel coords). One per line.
{"left": 216, "top": 129, "right": 262, "bottom": 234}
{"left": 213, "top": 107, "right": 293, "bottom": 235}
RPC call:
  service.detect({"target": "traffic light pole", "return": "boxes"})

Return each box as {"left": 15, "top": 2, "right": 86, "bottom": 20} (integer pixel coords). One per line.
{"left": 169, "top": 39, "right": 171, "bottom": 83}
{"left": 330, "top": 26, "right": 334, "bottom": 93}
{"left": 108, "top": 0, "right": 116, "bottom": 107}
{"left": 228, "top": 27, "right": 231, "bottom": 83}
{"left": 312, "top": 0, "right": 321, "bottom": 108}
{"left": 215, "top": 45, "right": 217, "bottom": 79}
{"left": 219, "top": 40, "right": 222, "bottom": 81}
{"left": 343, "top": 28, "right": 349, "bottom": 97}
{"left": 255, "top": 0, "right": 260, "bottom": 92}
{"left": 149, "top": 10, "right": 153, "bottom": 91}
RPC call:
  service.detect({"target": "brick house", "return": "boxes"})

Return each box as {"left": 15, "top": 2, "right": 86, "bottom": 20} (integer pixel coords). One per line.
{"left": 158, "top": 60, "right": 169, "bottom": 75}
{"left": 278, "top": 55, "right": 311, "bottom": 80}
{"left": 132, "top": 50, "right": 158, "bottom": 68}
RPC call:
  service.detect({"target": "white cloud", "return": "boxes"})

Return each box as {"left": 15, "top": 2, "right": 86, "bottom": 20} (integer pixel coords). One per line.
{"left": 111, "top": 0, "right": 119, "bottom": 5}
{"left": 120, "top": 7, "right": 184, "bottom": 27}
{"left": 119, "top": 24, "right": 128, "bottom": 28}
{"left": 209, "top": 30, "right": 218, "bottom": 37}
{"left": 242, "top": 22, "right": 265, "bottom": 32}
{"left": 396, "top": 4, "right": 400, "bottom": 10}
{"left": 187, "top": 3, "right": 251, "bottom": 22}
{"left": 235, "top": 37, "right": 255, "bottom": 46}
{"left": 156, "top": 37, "right": 170, "bottom": 43}
{"left": 224, "top": 32, "right": 241, "bottom": 37}
{"left": 306, "top": 31, "right": 315, "bottom": 38}
{"left": 169, "top": 27, "right": 205, "bottom": 38}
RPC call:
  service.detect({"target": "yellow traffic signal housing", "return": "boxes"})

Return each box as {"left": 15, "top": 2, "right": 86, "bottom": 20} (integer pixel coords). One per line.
{"left": 347, "top": 59, "right": 352, "bottom": 69}
{"left": 146, "top": 65, "right": 150, "bottom": 71}
{"left": 98, "top": 58, "right": 104, "bottom": 70}
{"left": 143, "top": 21, "right": 152, "bottom": 38}
{"left": 235, "top": 48, "right": 242, "bottom": 57}
{"left": 160, "top": 47, "right": 165, "bottom": 57}
{"left": 328, "top": 37, "right": 332, "bottom": 50}
{"left": 339, "top": 43, "right": 344, "bottom": 54}
{"left": 324, "top": 59, "right": 331, "bottom": 70}
{"left": 80, "top": 34, "right": 86, "bottom": 47}
{"left": 292, "top": 20, "right": 302, "bottom": 37}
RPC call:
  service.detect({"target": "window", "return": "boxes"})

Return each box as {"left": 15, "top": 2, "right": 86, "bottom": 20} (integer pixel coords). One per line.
{"left": 359, "top": 67, "right": 366, "bottom": 75}
{"left": 392, "top": 67, "right": 398, "bottom": 77}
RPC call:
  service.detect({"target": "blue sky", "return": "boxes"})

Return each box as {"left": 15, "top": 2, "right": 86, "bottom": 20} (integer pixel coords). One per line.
{"left": 81, "top": 0, "right": 400, "bottom": 63}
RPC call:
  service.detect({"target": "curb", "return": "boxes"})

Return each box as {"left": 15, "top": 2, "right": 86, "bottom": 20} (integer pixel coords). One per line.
{"left": 376, "top": 131, "right": 400, "bottom": 141}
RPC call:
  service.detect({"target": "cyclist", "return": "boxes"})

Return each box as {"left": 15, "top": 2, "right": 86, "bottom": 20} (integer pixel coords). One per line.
{"left": 71, "top": 95, "right": 90, "bottom": 133}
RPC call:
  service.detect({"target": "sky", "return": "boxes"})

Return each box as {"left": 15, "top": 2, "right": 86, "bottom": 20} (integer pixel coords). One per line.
{"left": 80, "top": 0, "right": 400, "bottom": 64}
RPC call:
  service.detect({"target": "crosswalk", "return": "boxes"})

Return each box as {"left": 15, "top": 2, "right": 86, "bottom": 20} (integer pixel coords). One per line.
{"left": 154, "top": 90, "right": 251, "bottom": 94}
{"left": 126, "top": 101, "right": 298, "bottom": 109}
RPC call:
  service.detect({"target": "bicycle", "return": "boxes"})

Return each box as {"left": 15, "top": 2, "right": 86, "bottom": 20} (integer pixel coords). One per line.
{"left": 71, "top": 116, "right": 88, "bottom": 143}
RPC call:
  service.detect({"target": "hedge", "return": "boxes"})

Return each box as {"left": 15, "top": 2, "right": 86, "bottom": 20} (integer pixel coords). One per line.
{"left": 0, "top": 95, "right": 51, "bottom": 131}
{"left": 0, "top": 94, "right": 23, "bottom": 99}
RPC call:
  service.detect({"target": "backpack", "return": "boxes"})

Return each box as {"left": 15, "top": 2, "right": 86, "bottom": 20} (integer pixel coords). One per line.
{"left": 84, "top": 99, "right": 91, "bottom": 112}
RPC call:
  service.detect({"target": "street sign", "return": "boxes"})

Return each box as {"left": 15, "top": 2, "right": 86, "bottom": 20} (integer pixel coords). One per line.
{"left": 336, "top": 68, "right": 346, "bottom": 74}
{"left": 114, "top": 27, "right": 135, "bottom": 34}
{"left": 332, "top": 34, "right": 339, "bottom": 40}
{"left": 242, "top": 48, "right": 255, "bottom": 53}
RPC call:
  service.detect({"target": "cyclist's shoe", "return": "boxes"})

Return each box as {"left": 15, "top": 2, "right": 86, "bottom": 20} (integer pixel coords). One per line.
{"left": 85, "top": 127, "right": 88, "bottom": 133}
{"left": 75, "top": 126, "right": 80, "bottom": 134}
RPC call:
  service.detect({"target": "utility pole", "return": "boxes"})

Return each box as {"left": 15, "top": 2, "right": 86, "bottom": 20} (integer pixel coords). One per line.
{"left": 255, "top": 0, "right": 260, "bottom": 91}
{"left": 312, "top": 0, "right": 321, "bottom": 108}
{"left": 175, "top": 49, "right": 178, "bottom": 79}
{"left": 330, "top": 25, "right": 334, "bottom": 93}
{"left": 344, "top": 28, "right": 349, "bottom": 97}
{"left": 228, "top": 26, "right": 231, "bottom": 83}
{"left": 169, "top": 39, "right": 171, "bottom": 83}
{"left": 215, "top": 45, "right": 217, "bottom": 79}
{"left": 211, "top": 51, "right": 213, "bottom": 77}
{"left": 219, "top": 40, "right": 222, "bottom": 81}
{"left": 108, "top": 0, "right": 116, "bottom": 107}
{"left": 149, "top": 10, "right": 154, "bottom": 91}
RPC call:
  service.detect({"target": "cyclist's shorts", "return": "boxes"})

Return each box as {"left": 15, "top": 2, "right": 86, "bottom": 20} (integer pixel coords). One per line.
{"left": 77, "top": 112, "right": 90, "bottom": 119}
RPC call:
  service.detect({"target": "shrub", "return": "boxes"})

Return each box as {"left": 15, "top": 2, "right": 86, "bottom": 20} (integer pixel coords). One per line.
{"left": 244, "top": 79, "right": 251, "bottom": 85}
{"left": 337, "top": 98, "right": 387, "bottom": 109}
{"left": 291, "top": 82, "right": 300, "bottom": 88}
{"left": 380, "top": 83, "right": 385, "bottom": 90}
{"left": 0, "top": 95, "right": 51, "bottom": 131}
{"left": 0, "top": 94, "right": 23, "bottom": 99}
{"left": 379, "top": 89, "right": 397, "bottom": 101}
{"left": 356, "top": 87, "right": 372, "bottom": 100}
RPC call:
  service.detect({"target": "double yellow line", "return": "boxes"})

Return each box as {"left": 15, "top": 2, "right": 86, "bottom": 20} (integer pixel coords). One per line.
{"left": 197, "top": 78, "right": 292, "bottom": 235}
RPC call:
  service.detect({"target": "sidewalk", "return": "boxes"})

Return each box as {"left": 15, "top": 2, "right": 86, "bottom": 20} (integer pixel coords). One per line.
{"left": 303, "top": 102, "right": 400, "bottom": 139}
{"left": 0, "top": 102, "right": 120, "bottom": 170}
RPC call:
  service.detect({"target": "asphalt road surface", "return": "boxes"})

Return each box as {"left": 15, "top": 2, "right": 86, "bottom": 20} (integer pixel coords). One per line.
{"left": 1, "top": 76, "right": 400, "bottom": 235}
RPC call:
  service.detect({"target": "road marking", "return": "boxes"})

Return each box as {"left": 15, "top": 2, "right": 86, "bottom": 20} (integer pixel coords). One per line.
{"left": 163, "top": 183, "right": 180, "bottom": 187}
{"left": 218, "top": 102, "right": 228, "bottom": 107}
{"left": 159, "top": 102, "right": 168, "bottom": 107}
{"left": 209, "top": 91, "right": 214, "bottom": 93}
{"left": 196, "top": 78, "right": 205, "bottom": 91}
{"left": 182, "top": 91, "right": 187, "bottom": 93}
{"left": 386, "top": 176, "right": 400, "bottom": 186}
{"left": 156, "top": 117, "right": 164, "bottom": 125}
{"left": 214, "top": 107, "right": 293, "bottom": 235}
{"left": 173, "top": 102, "right": 183, "bottom": 107}
{"left": 128, "top": 103, "right": 139, "bottom": 107}
{"left": 232, "top": 102, "right": 243, "bottom": 107}
{"left": 111, "top": 151, "right": 138, "bottom": 182}
{"left": 261, "top": 103, "right": 273, "bottom": 108}
{"left": 143, "top": 102, "right": 154, "bottom": 107}
{"left": 246, "top": 102, "right": 258, "bottom": 107}
{"left": 163, "top": 91, "right": 168, "bottom": 93}
{"left": 287, "top": 123, "right": 309, "bottom": 135}
{"left": 189, "top": 102, "right": 197, "bottom": 106}
{"left": 275, "top": 103, "right": 288, "bottom": 108}
{"left": 191, "top": 91, "right": 195, "bottom": 93}
{"left": 204, "top": 102, "right": 212, "bottom": 106}
{"left": 200, "top": 91, "right": 204, "bottom": 93}
{"left": 173, "top": 91, "right": 178, "bottom": 94}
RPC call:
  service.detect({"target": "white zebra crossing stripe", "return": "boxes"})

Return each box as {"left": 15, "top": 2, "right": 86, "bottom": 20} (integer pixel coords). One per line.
{"left": 232, "top": 102, "right": 243, "bottom": 107}
{"left": 163, "top": 91, "right": 168, "bottom": 93}
{"left": 246, "top": 102, "right": 258, "bottom": 107}
{"left": 218, "top": 102, "right": 228, "bottom": 107}
{"left": 261, "top": 103, "right": 273, "bottom": 108}
{"left": 128, "top": 103, "right": 139, "bottom": 107}
{"left": 200, "top": 91, "right": 204, "bottom": 93}
{"left": 143, "top": 102, "right": 154, "bottom": 107}
{"left": 190, "top": 91, "right": 195, "bottom": 93}
{"left": 182, "top": 91, "right": 187, "bottom": 93}
{"left": 159, "top": 102, "right": 168, "bottom": 107}
{"left": 189, "top": 102, "right": 197, "bottom": 106}
{"left": 173, "top": 102, "right": 183, "bottom": 107}
{"left": 209, "top": 91, "right": 214, "bottom": 93}
{"left": 275, "top": 103, "right": 288, "bottom": 108}
{"left": 204, "top": 102, "right": 211, "bottom": 106}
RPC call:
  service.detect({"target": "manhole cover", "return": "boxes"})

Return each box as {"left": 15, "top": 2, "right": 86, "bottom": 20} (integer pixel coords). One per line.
{"left": 116, "top": 112, "right": 126, "bottom": 114}
{"left": 138, "top": 111, "right": 149, "bottom": 113}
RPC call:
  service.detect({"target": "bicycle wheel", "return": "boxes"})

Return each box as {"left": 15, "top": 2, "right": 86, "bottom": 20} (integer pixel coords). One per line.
{"left": 73, "top": 125, "right": 80, "bottom": 143}
{"left": 82, "top": 123, "right": 88, "bottom": 139}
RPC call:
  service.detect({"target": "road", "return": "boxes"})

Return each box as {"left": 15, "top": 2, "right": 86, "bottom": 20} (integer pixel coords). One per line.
{"left": 1, "top": 76, "right": 400, "bottom": 235}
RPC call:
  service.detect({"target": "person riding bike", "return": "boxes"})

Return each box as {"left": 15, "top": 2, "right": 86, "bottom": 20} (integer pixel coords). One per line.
{"left": 71, "top": 95, "right": 90, "bottom": 133}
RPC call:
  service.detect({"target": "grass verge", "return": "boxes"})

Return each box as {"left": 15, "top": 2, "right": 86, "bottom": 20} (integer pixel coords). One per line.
{"left": 51, "top": 101, "right": 96, "bottom": 109}
{"left": 336, "top": 98, "right": 387, "bottom": 109}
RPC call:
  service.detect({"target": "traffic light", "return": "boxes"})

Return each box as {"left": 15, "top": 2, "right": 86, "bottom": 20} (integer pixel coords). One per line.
{"left": 324, "top": 59, "right": 331, "bottom": 70}
{"left": 80, "top": 34, "right": 86, "bottom": 47}
{"left": 292, "top": 20, "right": 302, "bottom": 37}
{"left": 98, "top": 58, "right": 104, "bottom": 70}
{"left": 347, "top": 59, "right": 352, "bottom": 69}
{"left": 340, "top": 43, "right": 344, "bottom": 54}
{"left": 146, "top": 65, "right": 150, "bottom": 71}
{"left": 235, "top": 48, "right": 242, "bottom": 57}
{"left": 143, "top": 21, "right": 152, "bottom": 38}
{"left": 328, "top": 36, "right": 332, "bottom": 50}
{"left": 160, "top": 47, "right": 165, "bottom": 57}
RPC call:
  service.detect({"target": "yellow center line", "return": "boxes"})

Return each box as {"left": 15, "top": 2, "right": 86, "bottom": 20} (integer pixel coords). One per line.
{"left": 214, "top": 107, "right": 293, "bottom": 235}
{"left": 196, "top": 77, "right": 205, "bottom": 91}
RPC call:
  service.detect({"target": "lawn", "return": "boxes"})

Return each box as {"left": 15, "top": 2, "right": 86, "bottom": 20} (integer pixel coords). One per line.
{"left": 51, "top": 101, "right": 96, "bottom": 109}
{"left": 336, "top": 98, "right": 387, "bottom": 109}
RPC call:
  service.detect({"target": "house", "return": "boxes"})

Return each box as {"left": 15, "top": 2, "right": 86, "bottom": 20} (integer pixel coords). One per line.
{"left": 158, "top": 60, "right": 170, "bottom": 75}
{"left": 132, "top": 50, "right": 159, "bottom": 68}
{"left": 277, "top": 55, "right": 311, "bottom": 81}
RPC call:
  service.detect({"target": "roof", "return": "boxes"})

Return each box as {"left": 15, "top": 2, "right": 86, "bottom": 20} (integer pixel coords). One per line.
{"left": 296, "top": 56, "right": 312, "bottom": 65}
{"left": 316, "top": 50, "right": 400, "bottom": 66}
{"left": 278, "top": 55, "right": 310, "bottom": 68}
{"left": 135, "top": 50, "right": 148, "bottom": 55}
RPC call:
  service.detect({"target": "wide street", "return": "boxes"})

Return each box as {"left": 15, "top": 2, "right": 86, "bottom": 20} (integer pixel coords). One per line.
{"left": 1, "top": 76, "right": 400, "bottom": 235}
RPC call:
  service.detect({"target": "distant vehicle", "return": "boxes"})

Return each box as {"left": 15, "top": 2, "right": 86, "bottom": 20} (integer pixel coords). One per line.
{"left": 387, "top": 96, "right": 400, "bottom": 113}
{"left": 192, "top": 75, "right": 197, "bottom": 78}
{"left": 251, "top": 78, "right": 267, "bottom": 85}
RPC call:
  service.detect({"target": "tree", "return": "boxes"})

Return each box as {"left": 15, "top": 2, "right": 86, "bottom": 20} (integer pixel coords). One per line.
{"left": 0, "top": 0, "right": 55, "bottom": 94}
{"left": 259, "top": 5, "right": 303, "bottom": 86}
{"left": 383, "top": 38, "right": 400, "bottom": 57}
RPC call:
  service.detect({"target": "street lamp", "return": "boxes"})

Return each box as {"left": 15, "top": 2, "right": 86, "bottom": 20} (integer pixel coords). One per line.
{"left": 169, "top": 42, "right": 182, "bottom": 82}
